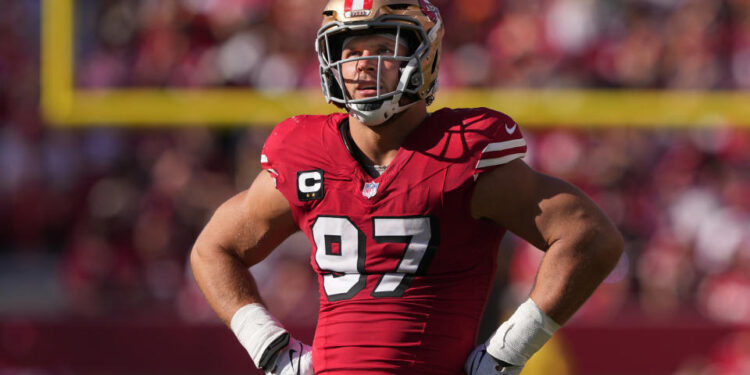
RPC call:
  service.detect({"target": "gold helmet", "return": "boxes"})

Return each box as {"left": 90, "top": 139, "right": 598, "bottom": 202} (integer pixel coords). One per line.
{"left": 316, "top": 0, "right": 444, "bottom": 125}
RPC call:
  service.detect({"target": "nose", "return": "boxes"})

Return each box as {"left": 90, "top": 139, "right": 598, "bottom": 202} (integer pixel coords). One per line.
{"left": 355, "top": 50, "right": 378, "bottom": 72}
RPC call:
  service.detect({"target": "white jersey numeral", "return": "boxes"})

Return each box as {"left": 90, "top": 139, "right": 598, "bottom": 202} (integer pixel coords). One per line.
{"left": 312, "top": 216, "right": 366, "bottom": 301}
{"left": 311, "top": 216, "right": 439, "bottom": 301}
{"left": 372, "top": 217, "right": 436, "bottom": 297}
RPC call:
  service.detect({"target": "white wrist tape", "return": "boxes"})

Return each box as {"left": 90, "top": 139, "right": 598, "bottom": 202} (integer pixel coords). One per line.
{"left": 485, "top": 298, "right": 561, "bottom": 366}
{"left": 230, "top": 303, "right": 289, "bottom": 370}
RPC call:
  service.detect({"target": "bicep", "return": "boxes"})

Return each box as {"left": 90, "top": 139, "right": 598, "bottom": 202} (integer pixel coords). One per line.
{"left": 470, "top": 159, "right": 612, "bottom": 251}
{"left": 197, "top": 170, "right": 298, "bottom": 266}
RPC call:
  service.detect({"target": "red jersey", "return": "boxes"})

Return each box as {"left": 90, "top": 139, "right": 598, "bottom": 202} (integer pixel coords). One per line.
{"left": 260, "top": 107, "right": 527, "bottom": 374}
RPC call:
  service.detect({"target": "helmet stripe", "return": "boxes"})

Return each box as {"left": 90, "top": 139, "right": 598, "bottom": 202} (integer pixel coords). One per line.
{"left": 345, "top": 0, "right": 373, "bottom": 12}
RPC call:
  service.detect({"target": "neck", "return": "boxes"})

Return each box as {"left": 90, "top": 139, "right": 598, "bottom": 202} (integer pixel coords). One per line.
{"left": 348, "top": 101, "right": 428, "bottom": 166}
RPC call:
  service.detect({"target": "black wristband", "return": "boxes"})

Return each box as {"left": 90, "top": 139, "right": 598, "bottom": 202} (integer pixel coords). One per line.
{"left": 258, "top": 332, "right": 290, "bottom": 371}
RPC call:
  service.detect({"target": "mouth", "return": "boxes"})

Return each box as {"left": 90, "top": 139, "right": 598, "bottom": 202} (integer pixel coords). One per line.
{"left": 355, "top": 82, "right": 380, "bottom": 97}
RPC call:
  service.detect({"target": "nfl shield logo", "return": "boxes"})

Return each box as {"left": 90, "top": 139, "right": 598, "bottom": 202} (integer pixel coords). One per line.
{"left": 362, "top": 181, "right": 379, "bottom": 199}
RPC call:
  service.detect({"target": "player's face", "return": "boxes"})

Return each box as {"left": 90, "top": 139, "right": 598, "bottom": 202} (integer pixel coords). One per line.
{"left": 340, "top": 34, "right": 408, "bottom": 100}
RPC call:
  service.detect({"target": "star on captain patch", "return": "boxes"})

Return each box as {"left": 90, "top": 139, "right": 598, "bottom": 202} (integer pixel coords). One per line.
{"left": 362, "top": 181, "right": 379, "bottom": 199}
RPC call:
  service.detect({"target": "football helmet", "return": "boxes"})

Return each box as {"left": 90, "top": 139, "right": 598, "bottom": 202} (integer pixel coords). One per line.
{"left": 316, "top": 0, "right": 444, "bottom": 125}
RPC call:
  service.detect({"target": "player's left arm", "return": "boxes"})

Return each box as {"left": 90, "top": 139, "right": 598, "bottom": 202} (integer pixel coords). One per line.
{"left": 465, "top": 158, "right": 624, "bottom": 374}
{"left": 472, "top": 158, "right": 624, "bottom": 324}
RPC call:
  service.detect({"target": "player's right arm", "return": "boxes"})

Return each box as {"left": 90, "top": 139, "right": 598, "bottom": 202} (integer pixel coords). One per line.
{"left": 191, "top": 170, "right": 296, "bottom": 323}
{"left": 191, "top": 171, "right": 312, "bottom": 374}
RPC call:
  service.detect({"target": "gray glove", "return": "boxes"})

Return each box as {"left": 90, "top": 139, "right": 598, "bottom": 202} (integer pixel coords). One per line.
{"left": 465, "top": 343, "right": 523, "bottom": 375}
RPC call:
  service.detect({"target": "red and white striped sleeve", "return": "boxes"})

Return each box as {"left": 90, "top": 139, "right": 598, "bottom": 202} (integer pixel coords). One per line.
{"left": 259, "top": 152, "right": 277, "bottom": 177}
{"left": 473, "top": 119, "right": 527, "bottom": 176}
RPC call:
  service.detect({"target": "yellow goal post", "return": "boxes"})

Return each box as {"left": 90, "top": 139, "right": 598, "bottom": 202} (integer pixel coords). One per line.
{"left": 41, "top": 0, "right": 750, "bottom": 128}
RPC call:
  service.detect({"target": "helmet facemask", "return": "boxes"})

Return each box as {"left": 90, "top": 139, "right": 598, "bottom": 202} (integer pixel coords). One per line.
{"left": 316, "top": 16, "right": 433, "bottom": 126}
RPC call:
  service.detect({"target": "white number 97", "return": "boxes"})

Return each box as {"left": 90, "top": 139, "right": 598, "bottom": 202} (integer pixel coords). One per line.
{"left": 311, "top": 216, "right": 438, "bottom": 301}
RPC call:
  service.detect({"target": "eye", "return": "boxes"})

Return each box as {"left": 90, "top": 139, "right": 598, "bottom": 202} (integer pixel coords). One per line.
{"left": 342, "top": 49, "right": 361, "bottom": 59}
{"left": 378, "top": 47, "right": 394, "bottom": 55}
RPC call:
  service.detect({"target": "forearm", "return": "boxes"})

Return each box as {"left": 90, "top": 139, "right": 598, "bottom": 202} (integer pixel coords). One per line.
{"left": 188, "top": 174, "right": 310, "bottom": 373}
{"left": 478, "top": 228, "right": 621, "bottom": 370}
{"left": 190, "top": 243, "right": 264, "bottom": 326}
{"left": 189, "top": 179, "right": 295, "bottom": 326}
{"left": 192, "top": 243, "right": 310, "bottom": 372}
{"left": 529, "top": 225, "right": 623, "bottom": 325}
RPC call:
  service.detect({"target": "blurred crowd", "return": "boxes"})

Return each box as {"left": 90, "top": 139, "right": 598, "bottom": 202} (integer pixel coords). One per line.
{"left": 69, "top": 0, "right": 750, "bottom": 90}
{"left": 1, "top": 0, "right": 750, "bottom": 372}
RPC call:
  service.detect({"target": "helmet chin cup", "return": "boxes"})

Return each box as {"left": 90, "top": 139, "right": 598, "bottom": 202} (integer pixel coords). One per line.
{"left": 349, "top": 99, "right": 395, "bottom": 126}
{"left": 358, "top": 101, "right": 385, "bottom": 111}
{"left": 348, "top": 95, "right": 417, "bottom": 126}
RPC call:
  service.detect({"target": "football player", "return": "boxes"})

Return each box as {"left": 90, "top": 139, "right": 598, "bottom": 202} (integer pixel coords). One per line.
{"left": 190, "top": 1, "right": 624, "bottom": 374}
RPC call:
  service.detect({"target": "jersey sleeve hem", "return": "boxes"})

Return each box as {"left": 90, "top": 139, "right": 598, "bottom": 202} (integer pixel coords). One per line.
{"left": 472, "top": 124, "right": 527, "bottom": 176}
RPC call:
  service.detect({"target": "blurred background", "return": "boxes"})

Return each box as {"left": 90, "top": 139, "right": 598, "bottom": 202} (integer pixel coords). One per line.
{"left": 2, "top": 0, "right": 750, "bottom": 374}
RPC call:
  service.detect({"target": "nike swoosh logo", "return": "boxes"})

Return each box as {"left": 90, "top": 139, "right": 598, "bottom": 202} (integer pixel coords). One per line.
{"left": 289, "top": 344, "right": 304, "bottom": 375}
{"left": 505, "top": 123, "right": 517, "bottom": 134}
{"left": 296, "top": 349, "right": 302, "bottom": 375}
